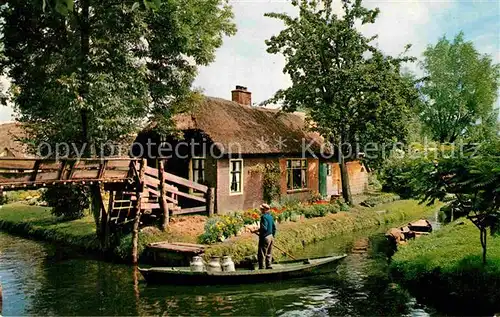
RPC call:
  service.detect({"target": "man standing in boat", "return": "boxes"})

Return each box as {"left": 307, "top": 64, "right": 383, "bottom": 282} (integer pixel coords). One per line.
{"left": 253, "top": 203, "right": 276, "bottom": 269}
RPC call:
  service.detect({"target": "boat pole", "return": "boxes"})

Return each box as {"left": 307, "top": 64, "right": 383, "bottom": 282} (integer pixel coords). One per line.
{"left": 254, "top": 232, "right": 297, "bottom": 261}
{"left": 132, "top": 159, "right": 147, "bottom": 265}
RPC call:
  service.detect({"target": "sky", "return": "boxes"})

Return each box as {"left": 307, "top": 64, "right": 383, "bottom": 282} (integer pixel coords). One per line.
{"left": 0, "top": 0, "right": 498, "bottom": 122}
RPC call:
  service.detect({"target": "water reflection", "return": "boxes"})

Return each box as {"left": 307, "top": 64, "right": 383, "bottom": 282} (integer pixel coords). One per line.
{"left": 1, "top": 226, "right": 436, "bottom": 316}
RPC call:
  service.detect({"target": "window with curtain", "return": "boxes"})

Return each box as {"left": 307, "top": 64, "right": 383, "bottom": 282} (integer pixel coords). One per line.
{"left": 191, "top": 158, "right": 205, "bottom": 184}
{"left": 230, "top": 159, "right": 243, "bottom": 194}
{"left": 286, "top": 159, "right": 308, "bottom": 190}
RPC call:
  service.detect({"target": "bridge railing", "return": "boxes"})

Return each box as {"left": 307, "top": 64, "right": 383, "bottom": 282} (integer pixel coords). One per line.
{"left": 0, "top": 158, "right": 140, "bottom": 190}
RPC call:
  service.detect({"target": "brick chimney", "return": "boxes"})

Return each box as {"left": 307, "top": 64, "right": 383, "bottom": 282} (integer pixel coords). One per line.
{"left": 231, "top": 85, "right": 252, "bottom": 106}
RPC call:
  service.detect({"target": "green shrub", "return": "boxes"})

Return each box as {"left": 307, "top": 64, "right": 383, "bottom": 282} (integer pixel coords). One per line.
{"left": 0, "top": 192, "right": 9, "bottom": 205}
{"left": 367, "top": 173, "right": 382, "bottom": 191}
{"left": 307, "top": 191, "right": 323, "bottom": 203}
{"left": 334, "top": 198, "right": 350, "bottom": 211}
{"left": 277, "top": 196, "right": 301, "bottom": 208}
{"left": 378, "top": 152, "right": 432, "bottom": 199}
{"left": 301, "top": 203, "right": 339, "bottom": 218}
{"left": 339, "top": 202, "right": 350, "bottom": 211}
{"left": 361, "top": 193, "right": 400, "bottom": 207}
{"left": 5, "top": 190, "right": 43, "bottom": 204}
{"left": 42, "top": 185, "right": 90, "bottom": 220}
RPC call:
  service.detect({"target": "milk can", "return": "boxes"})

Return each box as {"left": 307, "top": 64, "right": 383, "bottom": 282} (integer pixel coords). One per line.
{"left": 190, "top": 256, "right": 205, "bottom": 272}
{"left": 206, "top": 256, "right": 222, "bottom": 272}
{"left": 221, "top": 255, "right": 235, "bottom": 272}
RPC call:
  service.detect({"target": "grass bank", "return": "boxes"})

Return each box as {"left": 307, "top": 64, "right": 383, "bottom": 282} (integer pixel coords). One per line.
{"left": 204, "top": 199, "right": 441, "bottom": 263}
{"left": 390, "top": 220, "right": 500, "bottom": 315}
{"left": 0, "top": 203, "right": 100, "bottom": 251}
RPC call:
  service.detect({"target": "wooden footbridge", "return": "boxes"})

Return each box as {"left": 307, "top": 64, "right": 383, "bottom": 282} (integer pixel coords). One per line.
{"left": 0, "top": 157, "right": 215, "bottom": 263}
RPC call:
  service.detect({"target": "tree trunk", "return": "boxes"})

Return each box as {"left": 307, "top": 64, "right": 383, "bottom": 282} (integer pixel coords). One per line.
{"left": 480, "top": 228, "right": 487, "bottom": 265}
{"left": 78, "top": 0, "right": 105, "bottom": 246}
{"left": 90, "top": 185, "right": 102, "bottom": 231}
{"left": 79, "top": 0, "right": 91, "bottom": 153}
{"left": 339, "top": 155, "right": 353, "bottom": 206}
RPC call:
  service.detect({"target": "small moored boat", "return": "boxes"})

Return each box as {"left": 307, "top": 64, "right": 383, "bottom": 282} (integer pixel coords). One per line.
{"left": 139, "top": 254, "right": 347, "bottom": 285}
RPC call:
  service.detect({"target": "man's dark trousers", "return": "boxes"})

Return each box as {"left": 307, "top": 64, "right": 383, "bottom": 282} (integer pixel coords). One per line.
{"left": 258, "top": 234, "right": 274, "bottom": 269}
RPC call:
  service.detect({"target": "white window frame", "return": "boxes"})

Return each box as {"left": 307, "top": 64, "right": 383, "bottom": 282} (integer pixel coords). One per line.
{"left": 286, "top": 158, "right": 308, "bottom": 192}
{"left": 229, "top": 159, "right": 244, "bottom": 195}
{"left": 326, "top": 163, "right": 332, "bottom": 176}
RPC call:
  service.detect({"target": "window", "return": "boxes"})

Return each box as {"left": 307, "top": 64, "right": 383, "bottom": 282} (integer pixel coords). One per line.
{"left": 286, "top": 159, "right": 308, "bottom": 190}
{"left": 229, "top": 159, "right": 243, "bottom": 194}
{"left": 326, "top": 163, "right": 332, "bottom": 176}
{"left": 191, "top": 158, "right": 205, "bottom": 184}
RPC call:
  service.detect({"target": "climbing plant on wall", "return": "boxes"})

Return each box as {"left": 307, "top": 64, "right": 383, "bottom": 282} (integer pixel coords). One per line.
{"left": 248, "top": 162, "right": 282, "bottom": 203}
{"left": 263, "top": 163, "right": 281, "bottom": 203}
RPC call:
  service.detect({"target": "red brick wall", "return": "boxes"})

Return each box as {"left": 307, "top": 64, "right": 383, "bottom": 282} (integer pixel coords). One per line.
{"left": 346, "top": 161, "right": 368, "bottom": 195}
{"left": 215, "top": 157, "right": 367, "bottom": 213}
{"left": 216, "top": 157, "right": 267, "bottom": 213}
{"left": 278, "top": 157, "right": 319, "bottom": 202}
{"left": 231, "top": 90, "right": 251, "bottom": 106}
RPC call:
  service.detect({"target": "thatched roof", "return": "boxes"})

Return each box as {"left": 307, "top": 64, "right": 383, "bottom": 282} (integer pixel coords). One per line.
{"left": 1, "top": 97, "right": 327, "bottom": 157}
{"left": 171, "top": 96, "right": 324, "bottom": 155}
{"left": 0, "top": 122, "right": 29, "bottom": 157}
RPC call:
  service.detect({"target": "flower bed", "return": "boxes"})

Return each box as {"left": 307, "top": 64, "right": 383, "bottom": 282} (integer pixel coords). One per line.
{"left": 199, "top": 214, "right": 245, "bottom": 244}
{"left": 199, "top": 200, "right": 350, "bottom": 244}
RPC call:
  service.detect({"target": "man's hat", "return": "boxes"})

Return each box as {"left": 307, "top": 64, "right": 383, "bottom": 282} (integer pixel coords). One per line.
{"left": 259, "top": 203, "right": 270, "bottom": 211}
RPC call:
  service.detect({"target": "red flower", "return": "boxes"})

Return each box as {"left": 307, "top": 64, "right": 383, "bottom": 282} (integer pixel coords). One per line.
{"left": 313, "top": 200, "right": 329, "bottom": 205}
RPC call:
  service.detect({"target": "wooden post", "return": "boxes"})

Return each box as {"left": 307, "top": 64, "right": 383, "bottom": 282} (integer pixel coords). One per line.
{"left": 158, "top": 160, "right": 169, "bottom": 231}
{"left": 102, "top": 189, "right": 114, "bottom": 248}
{"left": 132, "top": 158, "right": 146, "bottom": 265}
{"left": 96, "top": 185, "right": 110, "bottom": 249}
{"left": 207, "top": 187, "right": 215, "bottom": 217}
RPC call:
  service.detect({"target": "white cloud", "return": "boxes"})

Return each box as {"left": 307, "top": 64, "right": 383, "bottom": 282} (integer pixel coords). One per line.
{"left": 0, "top": 76, "right": 13, "bottom": 123}
{"left": 193, "top": 2, "right": 297, "bottom": 106}
{"left": 194, "top": 0, "right": 459, "bottom": 103}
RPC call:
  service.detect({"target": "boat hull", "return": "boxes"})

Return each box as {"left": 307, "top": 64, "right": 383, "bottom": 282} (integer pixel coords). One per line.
{"left": 139, "top": 255, "right": 347, "bottom": 285}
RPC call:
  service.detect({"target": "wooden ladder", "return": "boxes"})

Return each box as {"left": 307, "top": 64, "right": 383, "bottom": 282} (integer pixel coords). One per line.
{"left": 108, "top": 184, "right": 179, "bottom": 227}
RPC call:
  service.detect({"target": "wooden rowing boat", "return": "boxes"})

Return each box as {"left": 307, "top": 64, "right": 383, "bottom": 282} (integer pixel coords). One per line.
{"left": 139, "top": 254, "right": 347, "bottom": 285}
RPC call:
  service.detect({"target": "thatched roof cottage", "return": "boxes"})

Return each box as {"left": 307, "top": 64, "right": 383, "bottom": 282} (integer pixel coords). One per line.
{"left": 0, "top": 122, "right": 29, "bottom": 158}
{"left": 136, "top": 86, "right": 368, "bottom": 213}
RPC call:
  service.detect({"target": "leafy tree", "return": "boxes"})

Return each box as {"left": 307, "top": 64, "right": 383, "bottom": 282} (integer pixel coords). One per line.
{"left": 44, "top": 0, "right": 163, "bottom": 16}
{"left": 1, "top": 0, "right": 235, "bottom": 232}
{"left": 378, "top": 150, "right": 431, "bottom": 199}
{"left": 1, "top": 0, "right": 235, "bottom": 154}
{"left": 410, "top": 139, "right": 500, "bottom": 264}
{"left": 418, "top": 32, "right": 499, "bottom": 143}
{"left": 265, "top": 0, "right": 418, "bottom": 204}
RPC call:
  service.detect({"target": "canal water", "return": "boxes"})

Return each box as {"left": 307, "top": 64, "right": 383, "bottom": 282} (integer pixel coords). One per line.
{"left": 0, "top": 220, "right": 439, "bottom": 316}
